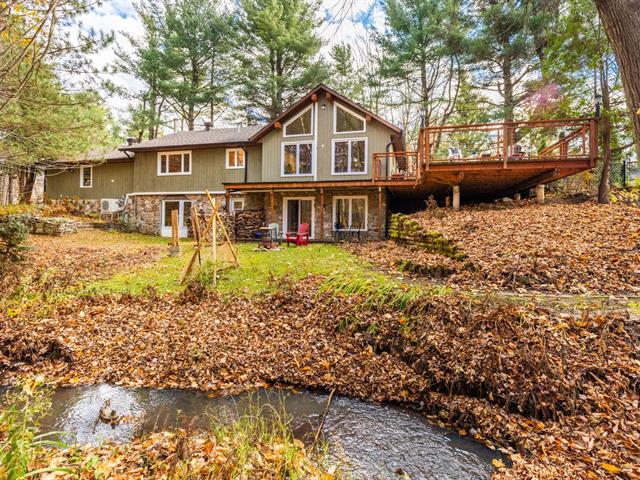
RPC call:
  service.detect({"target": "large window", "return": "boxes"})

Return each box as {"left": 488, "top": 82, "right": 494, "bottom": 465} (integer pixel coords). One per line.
{"left": 79, "top": 166, "right": 92, "bottom": 188}
{"left": 333, "top": 196, "right": 368, "bottom": 231}
{"left": 226, "top": 148, "right": 245, "bottom": 169}
{"left": 282, "top": 142, "right": 313, "bottom": 176}
{"left": 284, "top": 105, "right": 313, "bottom": 137}
{"left": 332, "top": 139, "right": 367, "bottom": 174}
{"left": 157, "top": 151, "right": 191, "bottom": 176}
{"left": 334, "top": 103, "right": 366, "bottom": 133}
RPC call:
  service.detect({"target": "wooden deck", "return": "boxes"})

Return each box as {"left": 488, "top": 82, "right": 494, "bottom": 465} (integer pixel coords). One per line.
{"left": 373, "top": 118, "right": 599, "bottom": 200}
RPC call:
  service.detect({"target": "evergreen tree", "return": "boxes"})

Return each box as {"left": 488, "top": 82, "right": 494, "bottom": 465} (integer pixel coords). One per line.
{"left": 234, "top": 0, "right": 326, "bottom": 121}
{"left": 328, "top": 43, "right": 363, "bottom": 100}
{"left": 376, "top": 0, "right": 467, "bottom": 126}
{"left": 466, "top": 0, "right": 555, "bottom": 122}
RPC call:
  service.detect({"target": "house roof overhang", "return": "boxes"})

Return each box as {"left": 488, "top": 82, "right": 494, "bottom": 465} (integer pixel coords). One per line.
{"left": 249, "top": 84, "right": 403, "bottom": 142}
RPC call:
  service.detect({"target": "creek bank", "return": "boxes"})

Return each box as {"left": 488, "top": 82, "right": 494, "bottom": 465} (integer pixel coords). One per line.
{"left": 12, "top": 384, "right": 499, "bottom": 479}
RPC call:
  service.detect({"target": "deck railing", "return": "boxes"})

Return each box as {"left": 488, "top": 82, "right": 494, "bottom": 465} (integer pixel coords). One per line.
{"left": 372, "top": 151, "right": 419, "bottom": 181}
{"left": 419, "top": 118, "right": 599, "bottom": 171}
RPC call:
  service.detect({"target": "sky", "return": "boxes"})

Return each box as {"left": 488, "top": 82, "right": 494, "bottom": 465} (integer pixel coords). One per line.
{"left": 72, "top": 0, "right": 386, "bottom": 126}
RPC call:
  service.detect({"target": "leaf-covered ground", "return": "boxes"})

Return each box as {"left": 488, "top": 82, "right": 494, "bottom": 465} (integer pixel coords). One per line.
{"left": 1, "top": 280, "right": 638, "bottom": 479}
{"left": 1, "top": 220, "right": 639, "bottom": 479}
{"left": 348, "top": 201, "right": 640, "bottom": 295}
{"left": 0, "top": 229, "right": 165, "bottom": 302}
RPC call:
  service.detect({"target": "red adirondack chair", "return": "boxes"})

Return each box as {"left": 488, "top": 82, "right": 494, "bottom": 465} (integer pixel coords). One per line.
{"left": 285, "top": 223, "right": 310, "bottom": 247}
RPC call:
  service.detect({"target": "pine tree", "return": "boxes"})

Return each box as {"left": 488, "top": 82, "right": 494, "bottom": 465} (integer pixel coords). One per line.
{"left": 328, "top": 43, "right": 363, "bottom": 100}
{"left": 234, "top": 0, "right": 327, "bottom": 121}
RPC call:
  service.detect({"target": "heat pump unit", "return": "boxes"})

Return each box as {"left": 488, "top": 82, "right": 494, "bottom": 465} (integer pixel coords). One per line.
{"left": 100, "top": 198, "right": 123, "bottom": 214}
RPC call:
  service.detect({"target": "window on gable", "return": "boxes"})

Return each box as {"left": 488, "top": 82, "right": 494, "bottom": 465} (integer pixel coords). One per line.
{"left": 158, "top": 151, "right": 191, "bottom": 175}
{"left": 226, "top": 148, "right": 245, "bottom": 169}
{"left": 335, "top": 104, "right": 365, "bottom": 133}
{"left": 284, "top": 106, "right": 313, "bottom": 136}
{"left": 80, "top": 166, "right": 92, "bottom": 188}
{"left": 333, "top": 139, "right": 366, "bottom": 174}
{"left": 333, "top": 196, "right": 367, "bottom": 231}
{"left": 282, "top": 142, "right": 313, "bottom": 175}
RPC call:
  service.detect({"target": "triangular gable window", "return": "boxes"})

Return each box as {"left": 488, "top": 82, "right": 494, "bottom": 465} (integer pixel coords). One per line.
{"left": 284, "top": 105, "right": 313, "bottom": 137}
{"left": 334, "top": 103, "right": 366, "bottom": 133}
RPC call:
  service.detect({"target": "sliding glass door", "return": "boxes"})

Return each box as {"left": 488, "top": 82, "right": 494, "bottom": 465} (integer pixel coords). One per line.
{"left": 283, "top": 198, "right": 314, "bottom": 238}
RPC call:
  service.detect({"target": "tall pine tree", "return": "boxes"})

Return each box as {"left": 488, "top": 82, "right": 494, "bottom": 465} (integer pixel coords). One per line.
{"left": 234, "top": 0, "right": 326, "bottom": 121}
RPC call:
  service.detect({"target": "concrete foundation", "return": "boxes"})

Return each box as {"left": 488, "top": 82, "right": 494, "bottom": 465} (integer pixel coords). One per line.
{"left": 452, "top": 186, "right": 461, "bottom": 210}
{"left": 535, "top": 184, "right": 545, "bottom": 204}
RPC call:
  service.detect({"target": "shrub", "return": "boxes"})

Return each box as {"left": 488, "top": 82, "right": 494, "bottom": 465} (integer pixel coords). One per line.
{"left": 0, "top": 216, "right": 29, "bottom": 261}
{"left": 0, "top": 377, "right": 70, "bottom": 480}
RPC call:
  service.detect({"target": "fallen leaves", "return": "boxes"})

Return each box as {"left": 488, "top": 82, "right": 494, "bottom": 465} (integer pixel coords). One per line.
{"left": 349, "top": 201, "right": 640, "bottom": 295}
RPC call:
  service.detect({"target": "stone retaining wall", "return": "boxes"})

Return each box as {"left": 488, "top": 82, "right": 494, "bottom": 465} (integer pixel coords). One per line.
{"left": 4, "top": 214, "right": 84, "bottom": 236}
{"left": 388, "top": 213, "right": 466, "bottom": 260}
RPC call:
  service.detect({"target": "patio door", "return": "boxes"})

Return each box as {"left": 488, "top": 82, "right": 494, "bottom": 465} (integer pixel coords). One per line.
{"left": 283, "top": 198, "right": 314, "bottom": 238}
{"left": 161, "top": 200, "right": 192, "bottom": 238}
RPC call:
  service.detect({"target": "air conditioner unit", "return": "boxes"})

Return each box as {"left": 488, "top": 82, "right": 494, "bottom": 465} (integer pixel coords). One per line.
{"left": 100, "top": 198, "right": 123, "bottom": 214}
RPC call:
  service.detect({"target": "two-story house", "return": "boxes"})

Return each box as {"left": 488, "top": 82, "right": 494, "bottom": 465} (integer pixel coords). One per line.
{"left": 45, "top": 84, "right": 404, "bottom": 241}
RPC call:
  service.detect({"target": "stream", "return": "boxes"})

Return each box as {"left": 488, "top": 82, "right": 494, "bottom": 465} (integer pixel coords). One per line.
{"left": 9, "top": 384, "right": 503, "bottom": 479}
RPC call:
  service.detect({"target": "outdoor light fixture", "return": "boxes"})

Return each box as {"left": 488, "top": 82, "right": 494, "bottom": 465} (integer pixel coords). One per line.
{"left": 321, "top": 103, "right": 326, "bottom": 110}
{"left": 595, "top": 93, "right": 603, "bottom": 118}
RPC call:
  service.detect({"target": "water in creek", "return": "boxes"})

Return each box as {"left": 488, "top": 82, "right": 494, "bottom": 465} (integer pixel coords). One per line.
{"left": 21, "top": 385, "right": 502, "bottom": 479}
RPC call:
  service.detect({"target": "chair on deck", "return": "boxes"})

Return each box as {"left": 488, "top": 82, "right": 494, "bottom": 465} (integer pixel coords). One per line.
{"left": 285, "top": 223, "right": 310, "bottom": 247}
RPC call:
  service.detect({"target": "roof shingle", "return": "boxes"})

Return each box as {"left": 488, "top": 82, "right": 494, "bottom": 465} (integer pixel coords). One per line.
{"left": 120, "top": 126, "right": 264, "bottom": 152}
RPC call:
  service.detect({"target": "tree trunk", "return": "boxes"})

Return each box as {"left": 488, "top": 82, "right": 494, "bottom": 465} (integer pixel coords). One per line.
{"left": 598, "top": 77, "right": 612, "bottom": 204}
{"left": 22, "top": 167, "right": 37, "bottom": 204}
{"left": 594, "top": 0, "right": 640, "bottom": 159}
{"left": 502, "top": 55, "right": 515, "bottom": 122}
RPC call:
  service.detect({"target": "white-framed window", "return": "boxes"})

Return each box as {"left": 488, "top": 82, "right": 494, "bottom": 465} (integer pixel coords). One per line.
{"left": 281, "top": 141, "right": 314, "bottom": 176}
{"left": 283, "top": 104, "right": 313, "bottom": 137}
{"left": 332, "top": 138, "right": 367, "bottom": 175}
{"left": 334, "top": 103, "right": 366, "bottom": 134}
{"left": 333, "top": 196, "right": 368, "bottom": 231}
{"left": 80, "top": 166, "right": 92, "bottom": 188}
{"left": 226, "top": 148, "right": 245, "bottom": 169}
{"left": 230, "top": 197, "right": 244, "bottom": 213}
{"left": 157, "top": 151, "right": 191, "bottom": 176}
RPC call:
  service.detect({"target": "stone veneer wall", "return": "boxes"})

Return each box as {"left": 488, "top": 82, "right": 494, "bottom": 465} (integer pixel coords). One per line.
{"left": 124, "top": 192, "right": 267, "bottom": 238}
{"left": 48, "top": 198, "right": 102, "bottom": 216}
{"left": 266, "top": 189, "right": 388, "bottom": 241}
{"left": 388, "top": 213, "right": 466, "bottom": 259}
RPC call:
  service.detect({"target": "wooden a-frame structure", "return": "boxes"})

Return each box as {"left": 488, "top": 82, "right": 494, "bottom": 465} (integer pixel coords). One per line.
{"left": 179, "top": 190, "right": 239, "bottom": 285}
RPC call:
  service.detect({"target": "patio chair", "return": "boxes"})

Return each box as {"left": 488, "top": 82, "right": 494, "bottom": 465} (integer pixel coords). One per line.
{"left": 285, "top": 223, "right": 310, "bottom": 247}
{"left": 268, "top": 222, "right": 280, "bottom": 243}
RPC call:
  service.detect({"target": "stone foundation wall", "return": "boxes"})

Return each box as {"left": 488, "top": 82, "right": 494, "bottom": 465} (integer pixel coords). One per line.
{"left": 389, "top": 213, "right": 465, "bottom": 259}
{"left": 266, "top": 189, "right": 388, "bottom": 241}
{"left": 48, "top": 198, "right": 101, "bottom": 216}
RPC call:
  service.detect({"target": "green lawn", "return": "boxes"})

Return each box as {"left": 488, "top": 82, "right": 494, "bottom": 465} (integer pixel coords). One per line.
{"left": 86, "top": 241, "right": 384, "bottom": 296}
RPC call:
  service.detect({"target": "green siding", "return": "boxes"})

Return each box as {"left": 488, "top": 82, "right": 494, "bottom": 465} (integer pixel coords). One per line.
{"left": 133, "top": 145, "right": 262, "bottom": 192}
{"left": 45, "top": 162, "right": 134, "bottom": 200}
{"left": 261, "top": 92, "right": 396, "bottom": 182}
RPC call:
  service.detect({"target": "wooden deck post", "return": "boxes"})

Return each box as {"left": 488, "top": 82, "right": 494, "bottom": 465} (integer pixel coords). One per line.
{"left": 269, "top": 189, "right": 275, "bottom": 222}
{"left": 377, "top": 187, "right": 383, "bottom": 238}
{"left": 319, "top": 187, "right": 324, "bottom": 241}
{"left": 225, "top": 190, "right": 231, "bottom": 212}
{"left": 452, "top": 185, "right": 461, "bottom": 210}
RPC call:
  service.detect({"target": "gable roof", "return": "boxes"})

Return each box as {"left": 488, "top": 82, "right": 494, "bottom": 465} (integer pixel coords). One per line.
{"left": 120, "top": 125, "right": 263, "bottom": 152}
{"left": 250, "top": 84, "right": 402, "bottom": 142}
